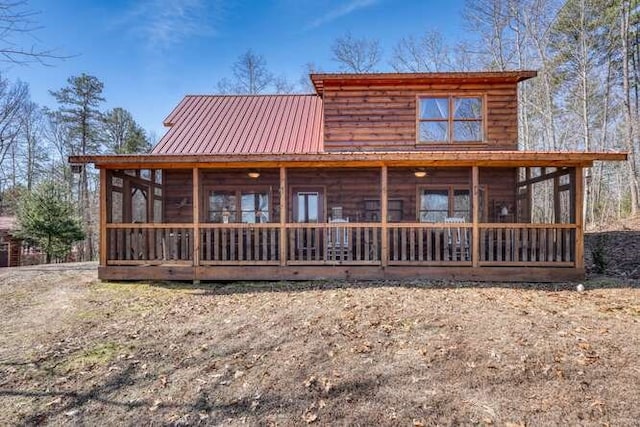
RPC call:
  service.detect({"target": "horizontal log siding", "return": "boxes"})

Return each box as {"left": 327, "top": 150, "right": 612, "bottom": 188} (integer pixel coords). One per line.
{"left": 322, "top": 83, "right": 518, "bottom": 152}
{"left": 165, "top": 167, "right": 517, "bottom": 226}
{"left": 479, "top": 167, "right": 517, "bottom": 221}
{"left": 387, "top": 167, "right": 516, "bottom": 222}
{"left": 164, "top": 169, "right": 193, "bottom": 223}
{"left": 287, "top": 168, "right": 380, "bottom": 222}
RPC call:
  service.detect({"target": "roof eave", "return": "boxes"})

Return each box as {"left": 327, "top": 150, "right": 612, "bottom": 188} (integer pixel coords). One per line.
{"left": 310, "top": 70, "right": 538, "bottom": 95}
{"left": 70, "top": 150, "right": 627, "bottom": 169}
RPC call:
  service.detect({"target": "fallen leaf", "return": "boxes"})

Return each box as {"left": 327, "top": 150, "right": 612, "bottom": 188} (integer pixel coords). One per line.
{"left": 304, "top": 375, "right": 317, "bottom": 388}
{"left": 303, "top": 413, "right": 318, "bottom": 423}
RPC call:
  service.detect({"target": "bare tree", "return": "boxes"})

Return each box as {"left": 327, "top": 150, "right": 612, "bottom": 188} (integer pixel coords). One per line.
{"left": 18, "top": 100, "right": 46, "bottom": 191}
{"left": 299, "top": 62, "right": 322, "bottom": 93}
{"left": 391, "top": 30, "right": 453, "bottom": 72}
{"left": 231, "top": 49, "right": 273, "bottom": 94}
{"left": 0, "top": 75, "right": 27, "bottom": 178}
{"left": 620, "top": 0, "right": 640, "bottom": 215}
{"left": 215, "top": 49, "right": 275, "bottom": 94}
{"left": 331, "top": 32, "right": 381, "bottom": 73}
{"left": 273, "top": 75, "right": 296, "bottom": 94}
{"left": 0, "top": 1, "right": 68, "bottom": 64}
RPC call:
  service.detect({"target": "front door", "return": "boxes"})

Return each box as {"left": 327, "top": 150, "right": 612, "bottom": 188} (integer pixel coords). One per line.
{"left": 291, "top": 188, "right": 325, "bottom": 258}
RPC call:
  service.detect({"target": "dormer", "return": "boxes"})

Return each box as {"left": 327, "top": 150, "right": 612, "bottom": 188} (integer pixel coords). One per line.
{"left": 310, "top": 71, "right": 537, "bottom": 152}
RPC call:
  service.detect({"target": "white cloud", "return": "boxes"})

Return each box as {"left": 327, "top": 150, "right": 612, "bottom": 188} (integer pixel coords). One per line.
{"left": 117, "top": 0, "right": 219, "bottom": 51}
{"left": 306, "top": 0, "right": 379, "bottom": 29}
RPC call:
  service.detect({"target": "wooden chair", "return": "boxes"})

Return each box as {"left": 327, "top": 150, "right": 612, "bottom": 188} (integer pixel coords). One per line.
{"left": 445, "top": 217, "right": 470, "bottom": 261}
{"left": 327, "top": 218, "right": 350, "bottom": 261}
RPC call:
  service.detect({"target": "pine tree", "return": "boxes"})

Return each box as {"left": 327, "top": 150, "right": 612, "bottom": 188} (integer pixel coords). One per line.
{"left": 49, "top": 73, "right": 105, "bottom": 261}
{"left": 17, "top": 181, "right": 84, "bottom": 263}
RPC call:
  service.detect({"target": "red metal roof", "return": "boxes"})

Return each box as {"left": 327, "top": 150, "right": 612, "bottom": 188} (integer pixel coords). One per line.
{"left": 153, "top": 95, "right": 323, "bottom": 155}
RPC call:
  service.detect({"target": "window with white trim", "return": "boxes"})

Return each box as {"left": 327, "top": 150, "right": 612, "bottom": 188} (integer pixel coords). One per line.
{"left": 418, "top": 96, "right": 483, "bottom": 143}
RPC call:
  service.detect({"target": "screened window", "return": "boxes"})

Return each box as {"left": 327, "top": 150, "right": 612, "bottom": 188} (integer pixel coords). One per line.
{"left": 419, "top": 188, "right": 471, "bottom": 222}
{"left": 418, "top": 96, "right": 483, "bottom": 143}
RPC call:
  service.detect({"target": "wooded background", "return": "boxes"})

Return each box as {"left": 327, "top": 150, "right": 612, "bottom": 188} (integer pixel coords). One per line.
{"left": 0, "top": 0, "right": 637, "bottom": 262}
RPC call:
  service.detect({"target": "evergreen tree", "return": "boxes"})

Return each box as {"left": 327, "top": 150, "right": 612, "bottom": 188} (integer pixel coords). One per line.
{"left": 16, "top": 181, "right": 84, "bottom": 263}
{"left": 103, "top": 107, "right": 151, "bottom": 154}
{"left": 49, "top": 73, "right": 105, "bottom": 261}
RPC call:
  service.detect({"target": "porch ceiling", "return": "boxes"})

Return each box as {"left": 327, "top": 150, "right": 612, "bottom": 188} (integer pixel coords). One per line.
{"left": 70, "top": 150, "right": 627, "bottom": 169}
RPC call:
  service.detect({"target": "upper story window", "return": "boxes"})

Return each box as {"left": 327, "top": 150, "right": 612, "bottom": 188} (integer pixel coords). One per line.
{"left": 418, "top": 96, "right": 483, "bottom": 143}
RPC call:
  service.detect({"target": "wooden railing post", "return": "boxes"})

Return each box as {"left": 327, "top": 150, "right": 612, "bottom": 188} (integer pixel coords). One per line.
{"left": 99, "top": 168, "right": 107, "bottom": 267}
{"left": 279, "top": 167, "right": 287, "bottom": 266}
{"left": 472, "top": 166, "right": 480, "bottom": 267}
{"left": 381, "top": 165, "right": 388, "bottom": 267}
{"left": 574, "top": 167, "right": 584, "bottom": 269}
{"left": 193, "top": 167, "right": 200, "bottom": 270}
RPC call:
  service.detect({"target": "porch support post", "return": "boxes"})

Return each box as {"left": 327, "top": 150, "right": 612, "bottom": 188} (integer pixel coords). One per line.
{"left": 279, "top": 167, "right": 287, "bottom": 266}
{"left": 381, "top": 165, "right": 388, "bottom": 267}
{"left": 192, "top": 167, "right": 200, "bottom": 269}
{"left": 574, "top": 166, "right": 584, "bottom": 269}
{"left": 472, "top": 166, "right": 480, "bottom": 267}
{"left": 99, "top": 168, "right": 107, "bottom": 267}
{"left": 553, "top": 175, "right": 561, "bottom": 223}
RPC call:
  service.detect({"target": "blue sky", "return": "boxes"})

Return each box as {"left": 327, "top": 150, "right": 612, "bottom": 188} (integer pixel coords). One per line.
{"left": 5, "top": 0, "right": 466, "bottom": 140}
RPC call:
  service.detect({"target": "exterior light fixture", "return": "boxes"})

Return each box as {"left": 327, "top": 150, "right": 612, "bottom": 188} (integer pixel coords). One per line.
{"left": 414, "top": 169, "right": 427, "bottom": 178}
{"left": 248, "top": 171, "right": 260, "bottom": 179}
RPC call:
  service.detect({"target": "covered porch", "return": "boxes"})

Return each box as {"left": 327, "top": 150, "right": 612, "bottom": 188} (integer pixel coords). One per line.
{"left": 77, "top": 151, "right": 626, "bottom": 282}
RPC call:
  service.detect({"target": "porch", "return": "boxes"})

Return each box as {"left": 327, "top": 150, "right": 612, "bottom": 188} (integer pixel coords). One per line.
{"left": 93, "top": 157, "right": 597, "bottom": 282}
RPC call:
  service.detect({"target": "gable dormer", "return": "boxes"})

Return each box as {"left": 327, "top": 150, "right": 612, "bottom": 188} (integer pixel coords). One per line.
{"left": 311, "top": 71, "right": 536, "bottom": 152}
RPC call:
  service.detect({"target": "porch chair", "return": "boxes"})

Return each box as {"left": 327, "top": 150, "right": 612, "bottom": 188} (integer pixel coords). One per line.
{"left": 444, "top": 217, "right": 470, "bottom": 261}
{"left": 326, "top": 218, "right": 350, "bottom": 261}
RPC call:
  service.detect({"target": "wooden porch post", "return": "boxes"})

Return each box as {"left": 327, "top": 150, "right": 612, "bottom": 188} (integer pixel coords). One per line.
{"left": 574, "top": 167, "right": 584, "bottom": 269}
{"left": 553, "top": 175, "right": 561, "bottom": 223}
{"left": 279, "top": 167, "right": 287, "bottom": 266}
{"left": 472, "top": 166, "right": 479, "bottom": 267}
{"left": 192, "top": 167, "right": 200, "bottom": 270}
{"left": 99, "top": 168, "right": 107, "bottom": 267}
{"left": 381, "top": 165, "right": 388, "bottom": 267}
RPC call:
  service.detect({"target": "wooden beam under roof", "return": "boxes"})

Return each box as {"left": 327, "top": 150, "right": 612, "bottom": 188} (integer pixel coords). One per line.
{"left": 70, "top": 150, "right": 627, "bottom": 170}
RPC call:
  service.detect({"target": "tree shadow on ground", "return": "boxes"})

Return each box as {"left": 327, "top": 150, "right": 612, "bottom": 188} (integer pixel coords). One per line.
{"left": 1, "top": 361, "right": 388, "bottom": 425}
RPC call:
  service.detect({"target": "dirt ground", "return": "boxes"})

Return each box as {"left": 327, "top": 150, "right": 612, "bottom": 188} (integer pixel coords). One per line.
{"left": 0, "top": 262, "right": 639, "bottom": 426}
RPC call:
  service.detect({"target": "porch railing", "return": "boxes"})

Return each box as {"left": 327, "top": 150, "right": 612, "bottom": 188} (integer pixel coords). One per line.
{"left": 479, "top": 224, "right": 575, "bottom": 266}
{"left": 104, "top": 222, "right": 578, "bottom": 268}
{"left": 286, "top": 223, "right": 382, "bottom": 264}
{"left": 200, "top": 224, "right": 280, "bottom": 265}
{"left": 106, "top": 224, "right": 193, "bottom": 265}
{"left": 387, "top": 224, "right": 472, "bottom": 265}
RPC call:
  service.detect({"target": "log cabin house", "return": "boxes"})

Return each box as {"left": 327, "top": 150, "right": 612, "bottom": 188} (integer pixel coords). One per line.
{"left": 71, "top": 71, "right": 626, "bottom": 282}
{"left": 0, "top": 216, "right": 21, "bottom": 268}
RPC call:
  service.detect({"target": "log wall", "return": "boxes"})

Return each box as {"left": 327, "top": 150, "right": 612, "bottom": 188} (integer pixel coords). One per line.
{"left": 322, "top": 83, "right": 518, "bottom": 152}
{"left": 160, "top": 167, "right": 517, "bottom": 224}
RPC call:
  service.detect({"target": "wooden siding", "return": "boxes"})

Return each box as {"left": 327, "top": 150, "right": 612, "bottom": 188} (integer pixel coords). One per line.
{"left": 322, "top": 83, "right": 518, "bottom": 152}
{"left": 164, "top": 169, "right": 193, "bottom": 223}
{"left": 287, "top": 168, "right": 381, "bottom": 222}
{"left": 0, "top": 230, "right": 21, "bottom": 267}
{"left": 161, "top": 167, "right": 517, "bottom": 225}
